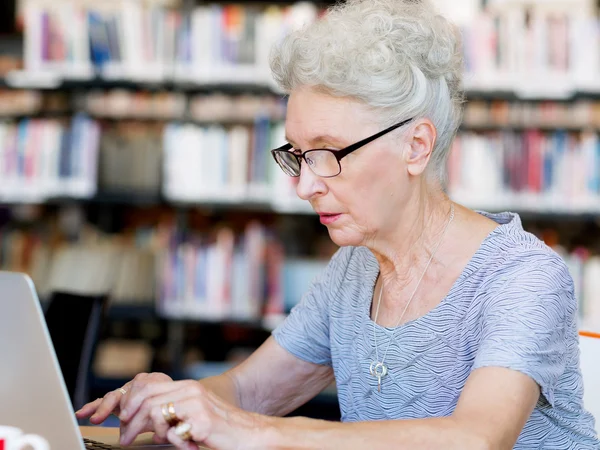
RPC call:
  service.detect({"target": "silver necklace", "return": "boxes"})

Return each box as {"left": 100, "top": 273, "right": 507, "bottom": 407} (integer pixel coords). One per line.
{"left": 369, "top": 203, "right": 455, "bottom": 392}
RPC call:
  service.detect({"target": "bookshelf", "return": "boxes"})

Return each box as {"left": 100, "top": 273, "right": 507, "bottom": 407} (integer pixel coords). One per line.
{"left": 2, "top": 88, "right": 600, "bottom": 216}
{"left": 1, "top": 0, "right": 600, "bottom": 413}
{"left": 0, "top": 75, "right": 280, "bottom": 94}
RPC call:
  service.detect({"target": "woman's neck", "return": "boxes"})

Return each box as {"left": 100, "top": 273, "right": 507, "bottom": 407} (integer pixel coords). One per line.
{"left": 369, "top": 187, "right": 454, "bottom": 291}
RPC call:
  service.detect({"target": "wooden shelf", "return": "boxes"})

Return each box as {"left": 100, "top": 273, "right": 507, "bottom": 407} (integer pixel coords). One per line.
{"left": 460, "top": 124, "right": 600, "bottom": 132}
{"left": 2, "top": 191, "right": 600, "bottom": 218}
{"left": 1, "top": 74, "right": 279, "bottom": 94}
{"left": 6, "top": 73, "right": 600, "bottom": 102}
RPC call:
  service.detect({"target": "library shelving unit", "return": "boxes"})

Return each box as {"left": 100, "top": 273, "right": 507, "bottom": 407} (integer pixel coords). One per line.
{"left": 2, "top": 0, "right": 600, "bottom": 418}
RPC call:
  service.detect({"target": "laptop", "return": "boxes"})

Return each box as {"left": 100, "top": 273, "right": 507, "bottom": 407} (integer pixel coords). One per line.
{"left": 0, "top": 271, "right": 177, "bottom": 449}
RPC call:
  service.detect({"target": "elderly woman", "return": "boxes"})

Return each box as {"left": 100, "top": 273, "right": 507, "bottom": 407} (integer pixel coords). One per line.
{"left": 78, "top": 0, "right": 599, "bottom": 448}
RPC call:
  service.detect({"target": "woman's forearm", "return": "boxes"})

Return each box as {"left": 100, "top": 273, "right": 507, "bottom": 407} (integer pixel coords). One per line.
{"left": 197, "top": 376, "right": 490, "bottom": 449}
{"left": 263, "top": 416, "right": 490, "bottom": 450}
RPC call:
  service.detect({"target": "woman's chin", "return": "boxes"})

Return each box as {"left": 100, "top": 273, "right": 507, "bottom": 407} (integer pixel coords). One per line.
{"left": 327, "top": 229, "right": 363, "bottom": 248}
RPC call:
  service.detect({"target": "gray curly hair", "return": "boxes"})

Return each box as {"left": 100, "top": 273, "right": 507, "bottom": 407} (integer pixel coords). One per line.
{"left": 270, "top": 0, "right": 464, "bottom": 185}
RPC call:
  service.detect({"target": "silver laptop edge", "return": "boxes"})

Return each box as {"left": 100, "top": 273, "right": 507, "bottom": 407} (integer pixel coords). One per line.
{"left": 0, "top": 271, "right": 175, "bottom": 449}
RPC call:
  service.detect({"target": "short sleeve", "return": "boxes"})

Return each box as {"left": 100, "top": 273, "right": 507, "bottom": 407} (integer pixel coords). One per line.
{"left": 272, "top": 246, "right": 353, "bottom": 366}
{"left": 472, "top": 252, "right": 578, "bottom": 407}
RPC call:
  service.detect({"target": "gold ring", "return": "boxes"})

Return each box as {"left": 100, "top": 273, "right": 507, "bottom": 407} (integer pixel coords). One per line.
{"left": 174, "top": 422, "right": 192, "bottom": 441}
{"left": 117, "top": 387, "right": 127, "bottom": 395}
{"left": 168, "top": 402, "right": 180, "bottom": 426}
{"left": 161, "top": 402, "right": 180, "bottom": 426}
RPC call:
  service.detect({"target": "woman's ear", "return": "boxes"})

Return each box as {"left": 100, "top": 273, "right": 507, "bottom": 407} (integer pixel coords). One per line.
{"left": 405, "top": 119, "right": 437, "bottom": 176}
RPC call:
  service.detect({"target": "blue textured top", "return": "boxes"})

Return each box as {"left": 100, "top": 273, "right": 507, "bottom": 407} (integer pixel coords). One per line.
{"left": 273, "top": 211, "right": 599, "bottom": 449}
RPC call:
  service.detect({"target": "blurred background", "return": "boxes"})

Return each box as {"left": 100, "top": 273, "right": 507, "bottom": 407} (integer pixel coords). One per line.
{"left": 0, "top": 0, "right": 600, "bottom": 424}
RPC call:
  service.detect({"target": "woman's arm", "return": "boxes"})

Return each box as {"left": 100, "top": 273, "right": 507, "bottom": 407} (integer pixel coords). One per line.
{"left": 262, "top": 366, "right": 539, "bottom": 450}
{"left": 209, "top": 249, "right": 349, "bottom": 415}
{"left": 118, "top": 364, "right": 538, "bottom": 448}
{"left": 204, "top": 336, "right": 334, "bottom": 415}
{"left": 116, "top": 337, "right": 334, "bottom": 446}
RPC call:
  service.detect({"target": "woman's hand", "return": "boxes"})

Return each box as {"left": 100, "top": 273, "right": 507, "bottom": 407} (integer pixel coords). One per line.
{"left": 118, "top": 379, "right": 270, "bottom": 449}
{"left": 75, "top": 372, "right": 173, "bottom": 426}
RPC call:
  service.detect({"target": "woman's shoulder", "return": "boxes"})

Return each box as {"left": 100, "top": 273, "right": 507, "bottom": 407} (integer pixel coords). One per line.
{"left": 476, "top": 211, "right": 572, "bottom": 285}
{"left": 471, "top": 212, "right": 576, "bottom": 313}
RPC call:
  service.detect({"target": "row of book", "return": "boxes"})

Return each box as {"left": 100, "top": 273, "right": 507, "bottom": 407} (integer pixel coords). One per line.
{"left": 15, "top": 88, "right": 600, "bottom": 131}
{"left": 157, "top": 221, "right": 287, "bottom": 321}
{"left": 561, "top": 250, "right": 600, "bottom": 332}
{"left": 448, "top": 131, "right": 600, "bottom": 212}
{"left": 98, "top": 122, "right": 163, "bottom": 195}
{"left": 163, "top": 123, "right": 600, "bottom": 212}
{"left": 4, "top": 116, "right": 600, "bottom": 214}
{"left": 86, "top": 90, "right": 187, "bottom": 120}
{"left": 0, "top": 220, "right": 330, "bottom": 322}
{"left": 0, "top": 89, "right": 47, "bottom": 116}
{"left": 463, "top": 100, "right": 600, "bottom": 129}
{"left": 2, "top": 222, "right": 599, "bottom": 329}
{"left": 80, "top": 92, "right": 600, "bottom": 129}
{"left": 162, "top": 120, "right": 286, "bottom": 202}
{"left": 462, "top": 5, "right": 600, "bottom": 96}
{"left": 84, "top": 90, "right": 287, "bottom": 123}
{"left": 0, "top": 89, "right": 72, "bottom": 117}
{"left": 100, "top": 119, "right": 305, "bottom": 210}
{"left": 13, "top": 0, "right": 600, "bottom": 97}
{"left": 16, "top": 88, "right": 600, "bottom": 131}
{"left": 0, "top": 116, "right": 294, "bottom": 205}
{"left": 18, "top": 0, "right": 318, "bottom": 85}
{"left": 0, "top": 114, "right": 99, "bottom": 201}
{"left": 0, "top": 226, "right": 156, "bottom": 303}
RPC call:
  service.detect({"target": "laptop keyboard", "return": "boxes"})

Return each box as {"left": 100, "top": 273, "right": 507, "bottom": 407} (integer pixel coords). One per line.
{"left": 83, "top": 438, "right": 124, "bottom": 449}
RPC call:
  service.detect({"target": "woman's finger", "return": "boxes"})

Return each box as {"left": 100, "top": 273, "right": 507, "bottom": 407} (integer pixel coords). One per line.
{"left": 119, "top": 387, "right": 192, "bottom": 446}
{"left": 166, "top": 426, "right": 201, "bottom": 450}
{"left": 170, "top": 394, "right": 250, "bottom": 450}
{"left": 152, "top": 433, "right": 170, "bottom": 445}
{"left": 75, "top": 398, "right": 102, "bottom": 419}
{"left": 161, "top": 397, "right": 213, "bottom": 446}
{"left": 89, "top": 390, "right": 123, "bottom": 424}
{"left": 118, "top": 373, "right": 148, "bottom": 420}
{"left": 119, "top": 374, "right": 173, "bottom": 422}
{"left": 116, "top": 381, "right": 133, "bottom": 417}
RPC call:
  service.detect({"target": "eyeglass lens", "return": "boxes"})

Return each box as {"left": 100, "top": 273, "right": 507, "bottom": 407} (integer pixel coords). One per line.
{"left": 274, "top": 150, "right": 341, "bottom": 177}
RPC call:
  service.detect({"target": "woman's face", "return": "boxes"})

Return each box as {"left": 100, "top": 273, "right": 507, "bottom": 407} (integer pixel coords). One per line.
{"left": 285, "top": 86, "right": 425, "bottom": 247}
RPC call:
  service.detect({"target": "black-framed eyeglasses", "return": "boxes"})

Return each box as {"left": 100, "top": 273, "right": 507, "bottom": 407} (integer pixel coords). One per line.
{"left": 270, "top": 117, "right": 414, "bottom": 178}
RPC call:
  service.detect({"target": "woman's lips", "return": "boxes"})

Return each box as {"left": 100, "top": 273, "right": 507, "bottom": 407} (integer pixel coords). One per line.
{"left": 318, "top": 213, "right": 342, "bottom": 225}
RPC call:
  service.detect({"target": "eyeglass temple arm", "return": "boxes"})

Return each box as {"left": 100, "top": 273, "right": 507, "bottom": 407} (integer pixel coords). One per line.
{"left": 334, "top": 118, "right": 414, "bottom": 160}
{"left": 272, "top": 143, "right": 293, "bottom": 152}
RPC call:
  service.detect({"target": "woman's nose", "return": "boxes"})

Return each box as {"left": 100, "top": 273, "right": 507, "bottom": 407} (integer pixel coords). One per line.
{"left": 295, "top": 162, "right": 327, "bottom": 201}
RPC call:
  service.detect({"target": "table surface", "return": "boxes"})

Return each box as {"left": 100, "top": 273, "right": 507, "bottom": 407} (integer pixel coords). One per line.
{"left": 81, "top": 426, "right": 120, "bottom": 438}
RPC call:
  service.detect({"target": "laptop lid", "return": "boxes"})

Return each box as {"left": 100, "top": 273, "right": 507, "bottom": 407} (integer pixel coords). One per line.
{"left": 0, "top": 272, "right": 86, "bottom": 450}
{"left": 0, "top": 272, "right": 176, "bottom": 449}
